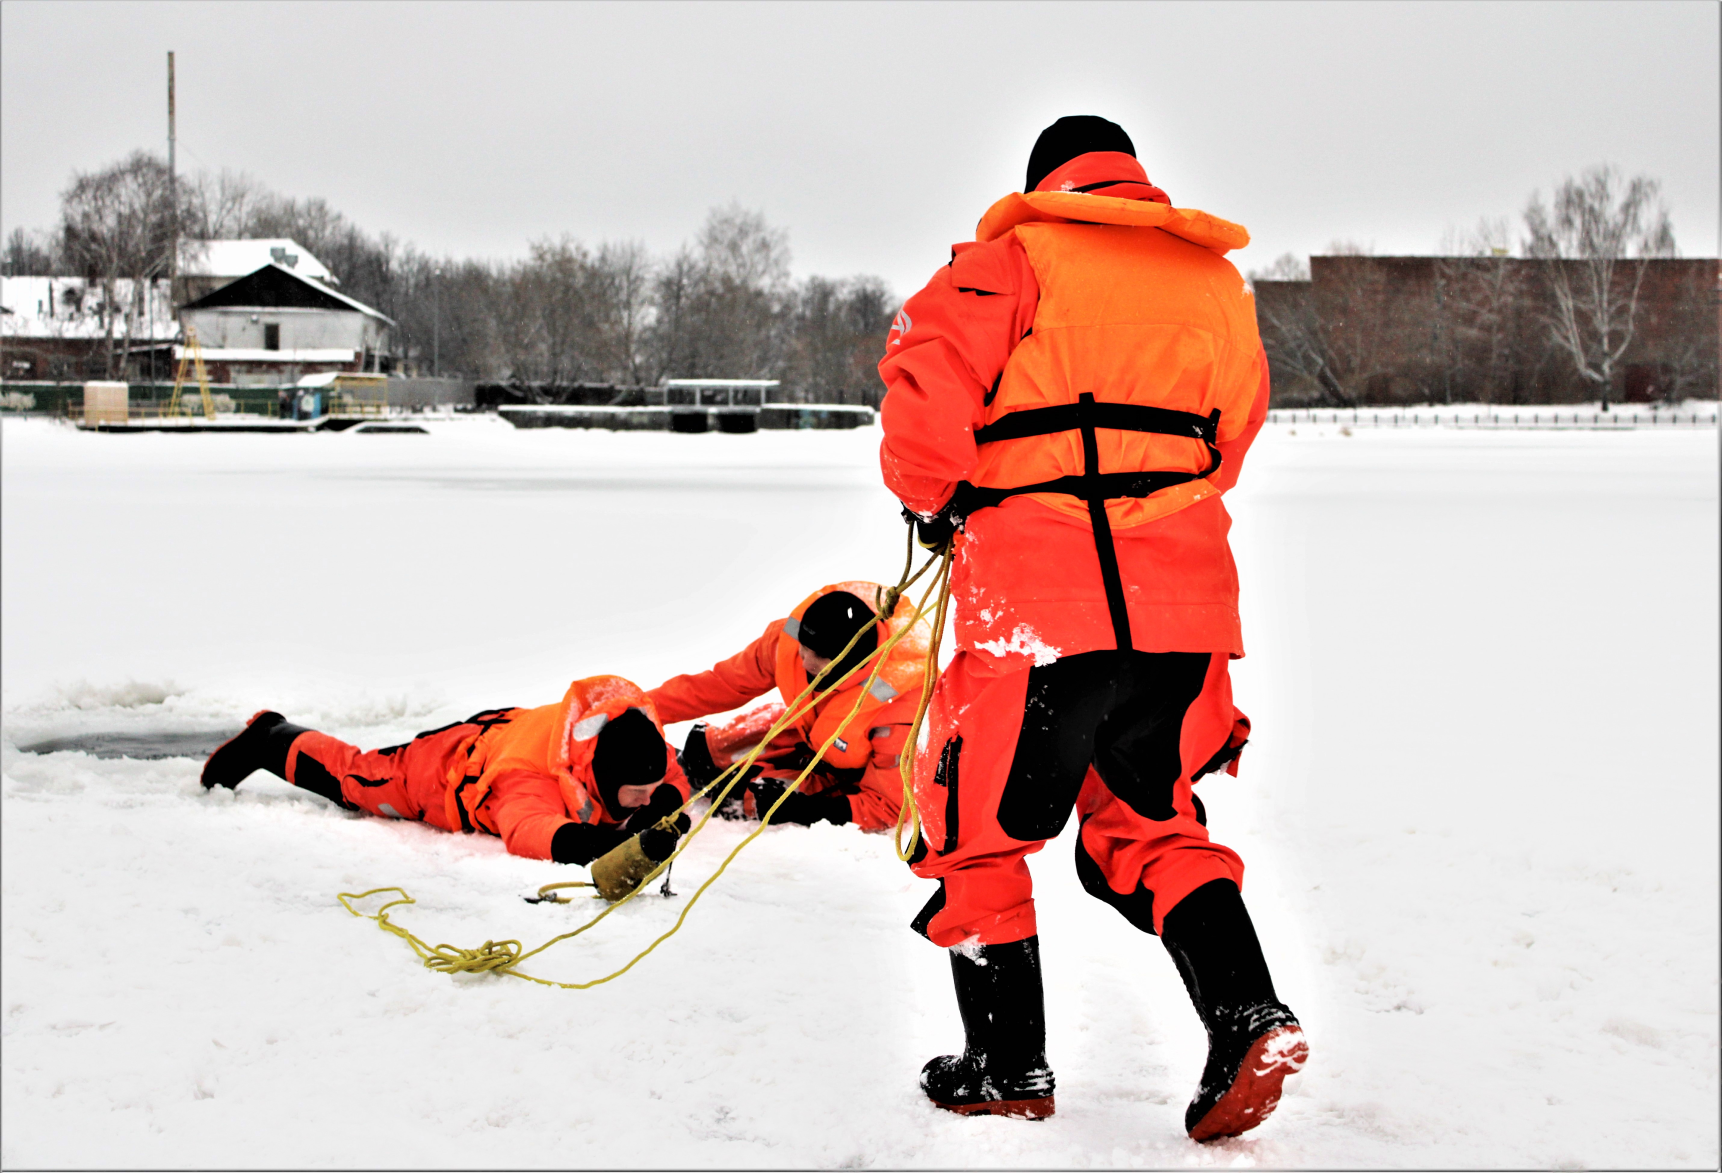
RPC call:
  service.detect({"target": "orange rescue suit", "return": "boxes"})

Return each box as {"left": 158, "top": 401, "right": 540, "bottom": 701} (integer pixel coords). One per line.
{"left": 285, "top": 676, "right": 688, "bottom": 861}
{"left": 879, "top": 152, "right": 1270, "bottom": 664}
{"left": 646, "top": 582, "right": 931, "bottom": 832}
{"left": 878, "top": 151, "right": 1268, "bottom": 946}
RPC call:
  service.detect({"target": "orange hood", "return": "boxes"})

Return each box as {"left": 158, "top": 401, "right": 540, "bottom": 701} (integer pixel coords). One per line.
{"left": 550, "top": 675, "right": 673, "bottom": 823}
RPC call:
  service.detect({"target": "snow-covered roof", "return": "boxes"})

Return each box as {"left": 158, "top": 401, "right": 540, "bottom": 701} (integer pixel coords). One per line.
{"left": 180, "top": 262, "right": 394, "bottom": 326}
{"left": 0, "top": 277, "right": 179, "bottom": 341}
{"left": 179, "top": 239, "right": 334, "bottom": 284}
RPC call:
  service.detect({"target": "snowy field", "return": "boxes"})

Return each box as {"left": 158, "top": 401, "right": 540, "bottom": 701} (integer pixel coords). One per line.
{"left": 3, "top": 414, "right": 1717, "bottom": 1169}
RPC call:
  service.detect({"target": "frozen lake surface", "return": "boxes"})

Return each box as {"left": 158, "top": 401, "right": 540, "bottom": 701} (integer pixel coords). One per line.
{"left": 3, "top": 414, "right": 1717, "bottom": 1168}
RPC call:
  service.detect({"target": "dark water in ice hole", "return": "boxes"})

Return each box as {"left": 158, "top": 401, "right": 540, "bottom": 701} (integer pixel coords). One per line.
{"left": 16, "top": 731, "right": 240, "bottom": 760}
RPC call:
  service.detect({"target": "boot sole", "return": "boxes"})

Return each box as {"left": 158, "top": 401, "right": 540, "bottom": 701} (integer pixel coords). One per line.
{"left": 200, "top": 710, "right": 276, "bottom": 790}
{"left": 929, "top": 1095, "right": 1055, "bottom": 1121}
{"left": 1188, "top": 1025, "right": 1308, "bottom": 1142}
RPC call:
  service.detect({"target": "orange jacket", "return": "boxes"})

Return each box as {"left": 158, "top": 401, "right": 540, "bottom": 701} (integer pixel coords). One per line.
{"left": 879, "top": 152, "right": 1269, "bottom": 666}
{"left": 446, "top": 676, "right": 688, "bottom": 860}
{"left": 647, "top": 583, "right": 932, "bottom": 829}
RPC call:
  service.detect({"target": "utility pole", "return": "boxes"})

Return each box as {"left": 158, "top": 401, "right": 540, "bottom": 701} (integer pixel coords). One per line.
{"left": 167, "top": 52, "right": 177, "bottom": 294}
{"left": 433, "top": 267, "right": 443, "bottom": 377}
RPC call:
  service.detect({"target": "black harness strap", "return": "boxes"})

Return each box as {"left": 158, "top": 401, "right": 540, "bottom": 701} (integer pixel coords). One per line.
{"left": 973, "top": 400, "right": 1216, "bottom": 446}
{"left": 1079, "top": 397, "right": 1134, "bottom": 650}
{"left": 967, "top": 393, "right": 1223, "bottom": 651}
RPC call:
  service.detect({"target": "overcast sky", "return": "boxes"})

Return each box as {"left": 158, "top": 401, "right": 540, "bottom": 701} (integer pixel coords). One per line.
{"left": 3, "top": 1, "right": 1716, "bottom": 296}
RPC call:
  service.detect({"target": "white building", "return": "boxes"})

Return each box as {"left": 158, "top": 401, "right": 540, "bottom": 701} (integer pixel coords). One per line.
{"left": 0, "top": 277, "right": 177, "bottom": 380}
{"left": 178, "top": 261, "right": 394, "bottom": 385}
{"left": 2, "top": 239, "right": 394, "bottom": 384}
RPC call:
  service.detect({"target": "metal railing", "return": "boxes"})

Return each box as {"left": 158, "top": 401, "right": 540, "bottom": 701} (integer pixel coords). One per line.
{"left": 1266, "top": 408, "right": 1718, "bottom": 430}
{"left": 329, "top": 395, "right": 389, "bottom": 417}
{"left": 63, "top": 401, "right": 281, "bottom": 424}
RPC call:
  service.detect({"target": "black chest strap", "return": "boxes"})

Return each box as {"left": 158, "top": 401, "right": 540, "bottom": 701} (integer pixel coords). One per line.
{"left": 962, "top": 393, "right": 1222, "bottom": 652}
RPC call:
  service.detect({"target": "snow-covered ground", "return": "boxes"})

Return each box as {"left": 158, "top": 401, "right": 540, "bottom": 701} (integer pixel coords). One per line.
{"left": 3, "top": 414, "right": 1717, "bottom": 1168}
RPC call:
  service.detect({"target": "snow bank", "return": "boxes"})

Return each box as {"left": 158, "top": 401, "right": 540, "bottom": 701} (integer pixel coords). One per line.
{"left": 3, "top": 416, "right": 1716, "bottom": 1167}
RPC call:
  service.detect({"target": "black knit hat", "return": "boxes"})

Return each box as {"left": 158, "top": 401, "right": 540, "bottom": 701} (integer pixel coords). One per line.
{"left": 591, "top": 707, "right": 667, "bottom": 813}
{"left": 1025, "top": 116, "right": 1136, "bottom": 193}
{"left": 796, "top": 591, "right": 877, "bottom": 661}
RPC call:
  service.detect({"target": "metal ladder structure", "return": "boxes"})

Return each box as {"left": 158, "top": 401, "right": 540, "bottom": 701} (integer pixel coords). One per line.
{"left": 165, "top": 324, "right": 216, "bottom": 421}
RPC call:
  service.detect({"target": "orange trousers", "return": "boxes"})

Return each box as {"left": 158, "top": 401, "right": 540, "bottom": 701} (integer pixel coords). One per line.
{"left": 909, "top": 650, "right": 1248, "bottom": 947}
{"left": 285, "top": 711, "right": 516, "bottom": 831}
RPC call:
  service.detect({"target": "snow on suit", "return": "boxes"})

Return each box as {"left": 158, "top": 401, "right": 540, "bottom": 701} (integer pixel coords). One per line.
{"left": 284, "top": 675, "right": 688, "bottom": 861}
{"left": 646, "top": 582, "right": 932, "bottom": 832}
{"left": 879, "top": 151, "right": 1269, "bottom": 947}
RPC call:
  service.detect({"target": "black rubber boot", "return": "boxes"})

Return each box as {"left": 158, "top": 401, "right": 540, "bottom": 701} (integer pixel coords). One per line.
{"left": 200, "top": 711, "right": 310, "bottom": 790}
{"left": 1161, "top": 879, "right": 1308, "bottom": 1142}
{"left": 920, "top": 935, "right": 1056, "bottom": 1119}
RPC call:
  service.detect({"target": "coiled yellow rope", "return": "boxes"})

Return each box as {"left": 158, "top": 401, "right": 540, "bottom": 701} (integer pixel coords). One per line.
{"left": 338, "top": 528, "right": 955, "bottom": 990}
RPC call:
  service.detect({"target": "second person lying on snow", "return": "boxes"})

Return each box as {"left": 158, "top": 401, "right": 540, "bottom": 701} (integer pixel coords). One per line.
{"left": 201, "top": 676, "right": 692, "bottom": 896}
{"left": 648, "top": 581, "right": 932, "bottom": 831}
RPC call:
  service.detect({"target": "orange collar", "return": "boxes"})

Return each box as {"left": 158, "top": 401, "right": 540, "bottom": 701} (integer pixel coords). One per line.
{"left": 1034, "top": 151, "right": 1171, "bottom": 204}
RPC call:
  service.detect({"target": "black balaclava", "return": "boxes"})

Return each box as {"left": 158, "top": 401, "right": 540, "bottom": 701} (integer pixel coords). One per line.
{"left": 796, "top": 590, "right": 878, "bottom": 684}
{"left": 1025, "top": 115, "right": 1136, "bottom": 193}
{"left": 591, "top": 707, "right": 667, "bottom": 815}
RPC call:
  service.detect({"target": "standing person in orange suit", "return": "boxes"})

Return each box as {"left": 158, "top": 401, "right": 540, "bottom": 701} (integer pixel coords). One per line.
{"left": 200, "top": 676, "right": 691, "bottom": 888}
{"left": 647, "top": 583, "right": 930, "bottom": 832}
{"left": 878, "top": 116, "right": 1306, "bottom": 1139}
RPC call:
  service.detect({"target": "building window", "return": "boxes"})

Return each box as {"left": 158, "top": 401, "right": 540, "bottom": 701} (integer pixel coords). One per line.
{"left": 264, "top": 323, "right": 280, "bottom": 351}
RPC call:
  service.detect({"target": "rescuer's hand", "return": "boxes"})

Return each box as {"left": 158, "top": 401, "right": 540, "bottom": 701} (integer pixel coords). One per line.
{"left": 713, "top": 763, "right": 763, "bottom": 819}
{"left": 678, "top": 724, "right": 721, "bottom": 789}
{"left": 903, "top": 505, "right": 955, "bottom": 554}
{"left": 750, "top": 780, "right": 852, "bottom": 827}
{"left": 625, "top": 783, "right": 690, "bottom": 860}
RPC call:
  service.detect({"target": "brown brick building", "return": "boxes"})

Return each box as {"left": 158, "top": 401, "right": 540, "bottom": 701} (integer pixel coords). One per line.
{"left": 1255, "top": 257, "right": 1718, "bottom": 406}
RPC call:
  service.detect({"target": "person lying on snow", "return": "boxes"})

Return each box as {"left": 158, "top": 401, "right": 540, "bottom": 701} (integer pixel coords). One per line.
{"left": 878, "top": 115, "right": 1305, "bottom": 1140}
{"left": 200, "top": 676, "right": 691, "bottom": 895}
{"left": 646, "top": 583, "right": 930, "bottom": 832}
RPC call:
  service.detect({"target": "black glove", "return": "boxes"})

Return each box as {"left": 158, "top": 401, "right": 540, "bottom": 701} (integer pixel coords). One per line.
{"left": 625, "top": 783, "right": 690, "bottom": 861}
{"left": 713, "top": 763, "right": 763, "bottom": 820}
{"left": 678, "top": 724, "right": 721, "bottom": 790}
{"left": 550, "top": 821, "right": 628, "bottom": 866}
{"left": 903, "top": 505, "right": 955, "bottom": 554}
{"left": 750, "top": 780, "right": 853, "bottom": 827}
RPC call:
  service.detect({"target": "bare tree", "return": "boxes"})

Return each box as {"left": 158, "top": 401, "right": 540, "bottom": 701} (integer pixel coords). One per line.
{"left": 1248, "top": 245, "right": 1404, "bottom": 407}
{"left": 645, "top": 246, "right": 702, "bottom": 383}
{"left": 58, "top": 151, "right": 180, "bottom": 376}
{"left": 3, "top": 227, "right": 59, "bottom": 276}
{"left": 1660, "top": 262, "right": 1722, "bottom": 404}
{"left": 784, "top": 275, "right": 894, "bottom": 405}
{"left": 690, "top": 203, "right": 791, "bottom": 378}
{"left": 595, "top": 240, "right": 654, "bottom": 385}
{"left": 1523, "top": 165, "right": 1677, "bottom": 409}
{"left": 643, "top": 206, "right": 792, "bottom": 382}
{"left": 182, "top": 170, "right": 275, "bottom": 241}
{"left": 27, "top": 156, "right": 902, "bottom": 393}
{"left": 1251, "top": 285, "right": 1354, "bottom": 407}
{"left": 1431, "top": 218, "right": 1527, "bottom": 403}
{"left": 1250, "top": 247, "right": 1391, "bottom": 408}
{"left": 1247, "top": 253, "right": 1309, "bottom": 282}
{"left": 698, "top": 202, "right": 790, "bottom": 289}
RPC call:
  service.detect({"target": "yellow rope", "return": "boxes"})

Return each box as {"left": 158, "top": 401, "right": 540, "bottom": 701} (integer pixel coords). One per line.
{"left": 895, "top": 543, "right": 954, "bottom": 861}
{"left": 338, "top": 526, "right": 956, "bottom": 990}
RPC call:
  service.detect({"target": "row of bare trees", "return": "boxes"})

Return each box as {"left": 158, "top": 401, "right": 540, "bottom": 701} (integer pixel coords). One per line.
{"left": 5, "top": 154, "right": 895, "bottom": 401}
{"left": 2, "top": 152, "right": 182, "bottom": 378}
{"left": 1250, "top": 166, "right": 1705, "bottom": 407}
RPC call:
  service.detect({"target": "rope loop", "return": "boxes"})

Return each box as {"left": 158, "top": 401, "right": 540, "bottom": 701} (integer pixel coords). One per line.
{"left": 424, "top": 939, "right": 523, "bottom": 975}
